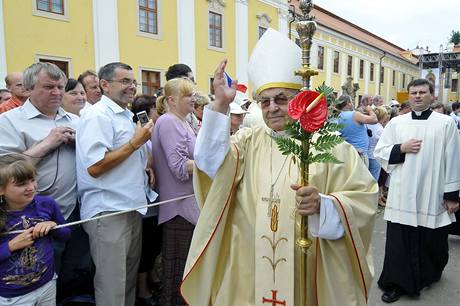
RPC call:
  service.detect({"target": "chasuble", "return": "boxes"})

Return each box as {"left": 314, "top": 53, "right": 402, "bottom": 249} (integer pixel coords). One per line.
{"left": 181, "top": 125, "right": 378, "bottom": 306}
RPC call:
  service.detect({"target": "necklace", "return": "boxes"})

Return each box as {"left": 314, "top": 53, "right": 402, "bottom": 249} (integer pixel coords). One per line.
{"left": 261, "top": 137, "right": 288, "bottom": 217}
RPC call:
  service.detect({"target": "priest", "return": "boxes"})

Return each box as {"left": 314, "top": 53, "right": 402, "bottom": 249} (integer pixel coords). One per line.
{"left": 181, "top": 28, "right": 378, "bottom": 306}
{"left": 374, "top": 78, "right": 460, "bottom": 303}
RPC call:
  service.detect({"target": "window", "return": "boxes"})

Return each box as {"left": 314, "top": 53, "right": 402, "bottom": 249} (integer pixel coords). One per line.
{"left": 317, "top": 46, "right": 324, "bottom": 70}
{"left": 380, "top": 67, "right": 384, "bottom": 84}
{"left": 209, "top": 11, "right": 222, "bottom": 48}
{"left": 141, "top": 70, "right": 161, "bottom": 95}
{"left": 347, "top": 56, "right": 353, "bottom": 76}
{"left": 359, "top": 60, "right": 364, "bottom": 79}
{"left": 258, "top": 26, "right": 267, "bottom": 39}
{"left": 36, "top": 0, "right": 64, "bottom": 15}
{"left": 38, "top": 58, "right": 69, "bottom": 77}
{"left": 402, "top": 73, "right": 406, "bottom": 89}
{"left": 392, "top": 70, "right": 396, "bottom": 86}
{"left": 139, "top": 0, "right": 158, "bottom": 34}
{"left": 370, "top": 63, "right": 374, "bottom": 82}
{"left": 452, "top": 79, "right": 458, "bottom": 92}
{"left": 256, "top": 13, "right": 271, "bottom": 40}
{"left": 333, "top": 51, "right": 340, "bottom": 73}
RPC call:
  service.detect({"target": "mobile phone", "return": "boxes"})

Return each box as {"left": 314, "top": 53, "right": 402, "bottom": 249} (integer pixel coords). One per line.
{"left": 136, "top": 111, "right": 149, "bottom": 126}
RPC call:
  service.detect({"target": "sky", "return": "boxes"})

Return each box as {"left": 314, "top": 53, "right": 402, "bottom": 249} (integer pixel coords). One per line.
{"left": 313, "top": 0, "right": 459, "bottom": 52}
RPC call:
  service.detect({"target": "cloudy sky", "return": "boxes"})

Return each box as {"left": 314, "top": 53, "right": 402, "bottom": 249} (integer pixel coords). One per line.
{"left": 313, "top": 0, "right": 459, "bottom": 52}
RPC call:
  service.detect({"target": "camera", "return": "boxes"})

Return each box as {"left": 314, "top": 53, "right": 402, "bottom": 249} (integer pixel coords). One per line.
{"left": 136, "top": 111, "right": 150, "bottom": 126}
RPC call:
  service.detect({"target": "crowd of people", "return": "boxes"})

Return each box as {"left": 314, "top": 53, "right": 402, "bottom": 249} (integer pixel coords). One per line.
{"left": 0, "top": 27, "right": 459, "bottom": 306}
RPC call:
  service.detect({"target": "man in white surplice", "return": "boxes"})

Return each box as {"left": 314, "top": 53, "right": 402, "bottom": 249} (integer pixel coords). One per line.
{"left": 374, "top": 78, "right": 460, "bottom": 303}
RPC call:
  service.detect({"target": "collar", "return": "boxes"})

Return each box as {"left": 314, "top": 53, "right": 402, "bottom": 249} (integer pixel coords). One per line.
{"left": 23, "top": 99, "right": 70, "bottom": 120}
{"left": 100, "top": 95, "right": 133, "bottom": 118}
{"left": 411, "top": 108, "right": 432, "bottom": 120}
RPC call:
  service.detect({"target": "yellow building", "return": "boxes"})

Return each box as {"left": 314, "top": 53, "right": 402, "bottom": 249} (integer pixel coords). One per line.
{"left": 0, "top": 0, "right": 423, "bottom": 103}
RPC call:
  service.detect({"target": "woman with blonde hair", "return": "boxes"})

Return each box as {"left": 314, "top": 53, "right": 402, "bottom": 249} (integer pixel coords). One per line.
{"left": 150, "top": 78, "right": 199, "bottom": 306}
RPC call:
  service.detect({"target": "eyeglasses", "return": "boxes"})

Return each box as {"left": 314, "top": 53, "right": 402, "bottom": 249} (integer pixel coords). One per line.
{"left": 257, "top": 94, "right": 294, "bottom": 109}
{"left": 107, "top": 78, "right": 138, "bottom": 87}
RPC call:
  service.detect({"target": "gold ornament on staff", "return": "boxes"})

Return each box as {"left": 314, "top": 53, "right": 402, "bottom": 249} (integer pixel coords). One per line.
{"left": 294, "top": 1, "right": 318, "bottom": 305}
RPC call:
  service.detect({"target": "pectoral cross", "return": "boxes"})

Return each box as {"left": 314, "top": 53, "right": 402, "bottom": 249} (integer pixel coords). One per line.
{"left": 262, "top": 185, "right": 281, "bottom": 217}
{"left": 262, "top": 290, "right": 286, "bottom": 306}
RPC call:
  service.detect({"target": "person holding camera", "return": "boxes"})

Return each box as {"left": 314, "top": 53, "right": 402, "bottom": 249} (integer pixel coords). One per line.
{"left": 336, "top": 94, "right": 378, "bottom": 167}
{"left": 76, "top": 62, "right": 154, "bottom": 306}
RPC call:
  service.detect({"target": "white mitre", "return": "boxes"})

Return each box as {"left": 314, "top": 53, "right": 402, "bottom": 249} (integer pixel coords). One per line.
{"left": 248, "top": 28, "right": 303, "bottom": 96}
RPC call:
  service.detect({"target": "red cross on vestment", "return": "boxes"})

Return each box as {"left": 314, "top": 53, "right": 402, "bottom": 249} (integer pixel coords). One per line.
{"left": 262, "top": 290, "right": 286, "bottom": 306}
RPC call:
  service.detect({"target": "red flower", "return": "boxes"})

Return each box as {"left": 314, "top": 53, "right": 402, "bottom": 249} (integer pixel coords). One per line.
{"left": 287, "top": 90, "right": 328, "bottom": 133}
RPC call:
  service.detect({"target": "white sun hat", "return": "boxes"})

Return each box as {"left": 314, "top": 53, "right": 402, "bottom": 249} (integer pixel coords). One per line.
{"left": 229, "top": 102, "right": 248, "bottom": 115}
{"left": 248, "top": 28, "right": 303, "bottom": 96}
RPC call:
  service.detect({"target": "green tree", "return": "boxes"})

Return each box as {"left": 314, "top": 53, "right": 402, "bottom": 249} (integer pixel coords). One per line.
{"left": 450, "top": 30, "right": 460, "bottom": 45}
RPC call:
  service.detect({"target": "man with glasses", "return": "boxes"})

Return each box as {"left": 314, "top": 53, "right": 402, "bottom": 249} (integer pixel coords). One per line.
{"left": 181, "top": 29, "right": 377, "bottom": 306}
{"left": 76, "top": 62, "right": 154, "bottom": 306}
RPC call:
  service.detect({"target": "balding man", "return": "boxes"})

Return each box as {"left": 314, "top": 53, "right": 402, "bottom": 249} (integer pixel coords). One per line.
{"left": 0, "top": 72, "right": 30, "bottom": 113}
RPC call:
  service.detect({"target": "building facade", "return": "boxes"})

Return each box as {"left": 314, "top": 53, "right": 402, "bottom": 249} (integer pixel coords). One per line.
{"left": 0, "top": 0, "right": 428, "bottom": 103}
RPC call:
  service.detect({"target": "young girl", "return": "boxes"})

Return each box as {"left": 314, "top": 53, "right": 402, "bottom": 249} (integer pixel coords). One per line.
{"left": 0, "top": 153, "right": 70, "bottom": 305}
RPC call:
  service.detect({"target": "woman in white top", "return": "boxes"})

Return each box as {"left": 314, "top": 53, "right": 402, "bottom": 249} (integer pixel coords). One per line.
{"left": 367, "top": 106, "right": 389, "bottom": 180}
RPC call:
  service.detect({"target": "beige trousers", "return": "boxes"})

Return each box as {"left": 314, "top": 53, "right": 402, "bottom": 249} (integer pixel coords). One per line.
{"left": 83, "top": 211, "right": 142, "bottom": 306}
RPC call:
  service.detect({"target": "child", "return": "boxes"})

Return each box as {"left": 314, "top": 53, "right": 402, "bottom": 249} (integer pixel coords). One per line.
{"left": 0, "top": 153, "right": 70, "bottom": 305}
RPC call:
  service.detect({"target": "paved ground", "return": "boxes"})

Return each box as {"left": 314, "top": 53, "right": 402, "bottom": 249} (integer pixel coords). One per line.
{"left": 368, "top": 209, "right": 460, "bottom": 306}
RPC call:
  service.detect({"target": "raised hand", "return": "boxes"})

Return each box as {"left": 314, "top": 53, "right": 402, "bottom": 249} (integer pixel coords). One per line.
{"left": 212, "top": 59, "right": 237, "bottom": 114}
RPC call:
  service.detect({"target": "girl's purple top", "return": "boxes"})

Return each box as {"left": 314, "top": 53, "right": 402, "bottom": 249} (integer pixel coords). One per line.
{"left": 151, "top": 113, "right": 200, "bottom": 225}
{"left": 0, "top": 195, "right": 70, "bottom": 298}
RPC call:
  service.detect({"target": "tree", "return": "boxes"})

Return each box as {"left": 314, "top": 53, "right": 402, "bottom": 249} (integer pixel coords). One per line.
{"left": 450, "top": 30, "right": 460, "bottom": 45}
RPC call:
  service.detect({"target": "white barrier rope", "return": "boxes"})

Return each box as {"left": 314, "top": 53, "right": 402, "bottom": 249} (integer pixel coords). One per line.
{"left": 1, "top": 194, "right": 195, "bottom": 236}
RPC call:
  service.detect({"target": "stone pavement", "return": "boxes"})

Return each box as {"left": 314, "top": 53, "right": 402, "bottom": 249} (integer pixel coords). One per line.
{"left": 368, "top": 210, "right": 460, "bottom": 306}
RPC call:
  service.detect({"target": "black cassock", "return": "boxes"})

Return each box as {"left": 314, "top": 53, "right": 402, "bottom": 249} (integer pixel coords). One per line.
{"left": 378, "top": 222, "right": 449, "bottom": 295}
{"left": 378, "top": 110, "right": 457, "bottom": 296}
{"left": 448, "top": 209, "right": 460, "bottom": 235}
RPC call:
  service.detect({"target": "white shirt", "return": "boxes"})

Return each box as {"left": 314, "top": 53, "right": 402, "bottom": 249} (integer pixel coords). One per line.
{"left": 195, "top": 107, "right": 344, "bottom": 239}
{"left": 367, "top": 122, "right": 384, "bottom": 159}
{"left": 76, "top": 95, "right": 147, "bottom": 219}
